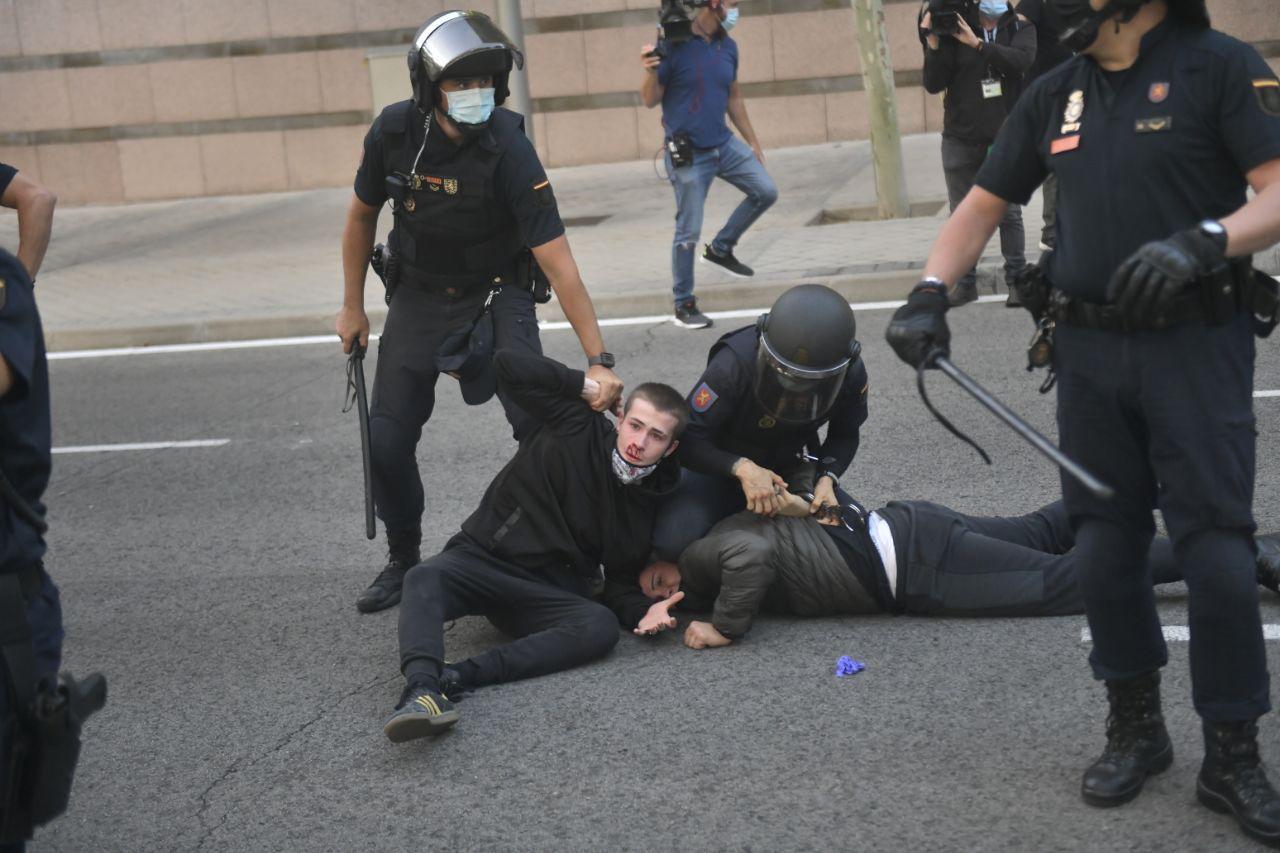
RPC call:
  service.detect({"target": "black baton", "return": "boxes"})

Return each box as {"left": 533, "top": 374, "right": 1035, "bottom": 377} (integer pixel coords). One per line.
{"left": 928, "top": 352, "right": 1115, "bottom": 502}
{"left": 348, "top": 341, "right": 376, "bottom": 539}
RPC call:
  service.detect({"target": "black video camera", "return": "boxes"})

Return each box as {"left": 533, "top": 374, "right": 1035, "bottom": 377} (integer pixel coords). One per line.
{"left": 926, "top": 0, "right": 977, "bottom": 35}
{"left": 656, "top": 0, "right": 711, "bottom": 47}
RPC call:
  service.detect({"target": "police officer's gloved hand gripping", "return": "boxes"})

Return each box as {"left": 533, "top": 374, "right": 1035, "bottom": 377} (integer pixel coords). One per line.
{"left": 885, "top": 281, "right": 952, "bottom": 369}
{"left": 1106, "top": 222, "right": 1228, "bottom": 323}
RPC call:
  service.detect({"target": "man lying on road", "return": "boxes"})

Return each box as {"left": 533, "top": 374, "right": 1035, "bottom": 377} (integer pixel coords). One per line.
{"left": 384, "top": 350, "right": 689, "bottom": 743}
{"left": 637, "top": 491, "right": 1280, "bottom": 649}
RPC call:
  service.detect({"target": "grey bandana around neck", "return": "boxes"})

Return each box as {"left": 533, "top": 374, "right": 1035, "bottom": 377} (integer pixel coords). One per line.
{"left": 612, "top": 448, "right": 658, "bottom": 485}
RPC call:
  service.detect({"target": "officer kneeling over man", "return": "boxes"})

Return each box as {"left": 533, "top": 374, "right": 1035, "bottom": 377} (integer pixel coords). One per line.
{"left": 639, "top": 493, "right": 1280, "bottom": 649}
{"left": 652, "top": 284, "right": 868, "bottom": 562}
{"left": 384, "top": 350, "right": 686, "bottom": 743}
{"left": 336, "top": 10, "right": 624, "bottom": 615}
{"left": 885, "top": 0, "right": 1280, "bottom": 845}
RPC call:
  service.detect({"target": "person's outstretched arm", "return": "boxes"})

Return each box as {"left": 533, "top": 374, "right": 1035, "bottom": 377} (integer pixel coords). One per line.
{"left": 0, "top": 169, "right": 56, "bottom": 279}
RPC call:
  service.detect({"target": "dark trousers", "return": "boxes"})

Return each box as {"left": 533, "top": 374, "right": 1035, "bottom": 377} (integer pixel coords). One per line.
{"left": 1054, "top": 315, "right": 1267, "bottom": 722}
{"left": 0, "top": 566, "right": 63, "bottom": 853}
{"left": 885, "top": 500, "right": 1182, "bottom": 617}
{"left": 369, "top": 282, "right": 542, "bottom": 532}
{"left": 397, "top": 537, "right": 620, "bottom": 688}
{"left": 941, "top": 136, "right": 1026, "bottom": 288}
{"left": 651, "top": 469, "right": 746, "bottom": 562}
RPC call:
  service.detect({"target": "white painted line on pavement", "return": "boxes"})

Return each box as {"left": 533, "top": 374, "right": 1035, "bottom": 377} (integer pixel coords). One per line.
{"left": 1256, "top": 390, "right": 1280, "bottom": 398}
{"left": 47, "top": 295, "right": 1012, "bottom": 360}
{"left": 48, "top": 335, "right": 351, "bottom": 360}
{"left": 52, "top": 439, "right": 230, "bottom": 455}
{"left": 1082, "top": 625, "right": 1280, "bottom": 643}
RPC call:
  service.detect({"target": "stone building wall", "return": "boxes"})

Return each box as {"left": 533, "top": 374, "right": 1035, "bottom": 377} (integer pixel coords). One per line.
{"left": 0, "top": 0, "right": 1275, "bottom": 204}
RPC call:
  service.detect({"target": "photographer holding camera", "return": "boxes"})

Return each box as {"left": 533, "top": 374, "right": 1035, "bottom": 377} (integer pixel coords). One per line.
{"left": 639, "top": 0, "right": 777, "bottom": 330}
{"left": 922, "top": 0, "right": 1036, "bottom": 305}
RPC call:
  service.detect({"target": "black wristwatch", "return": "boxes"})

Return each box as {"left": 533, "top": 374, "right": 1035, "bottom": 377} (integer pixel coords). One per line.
{"left": 588, "top": 352, "right": 616, "bottom": 369}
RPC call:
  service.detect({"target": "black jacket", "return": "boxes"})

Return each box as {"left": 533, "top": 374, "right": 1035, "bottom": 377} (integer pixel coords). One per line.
{"left": 923, "top": 9, "right": 1037, "bottom": 144}
{"left": 460, "top": 351, "right": 680, "bottom": 622}
{"left": 678, "top": 326, "right": 869, "bottom": 481}
{"left": 677, "top": 513, "right": 886, "bottom": 639}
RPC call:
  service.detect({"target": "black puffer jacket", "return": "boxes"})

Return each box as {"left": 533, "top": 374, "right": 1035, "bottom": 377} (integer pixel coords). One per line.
{"left": 461, "top": 351, "right": 681, "bottom": 599}
{"left": 677, "top": 512, "right": 883, "bottom": 639}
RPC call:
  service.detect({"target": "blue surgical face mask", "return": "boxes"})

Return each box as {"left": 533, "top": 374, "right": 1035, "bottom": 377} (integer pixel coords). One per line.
{"left": 445, "top": 87, "right": 496, "bottom": 126}
{"left": 979, "top": 0, "right": 1009, "bottom": 18}
{"left": 722, "top": 7, "right": 740, "bottom": 31}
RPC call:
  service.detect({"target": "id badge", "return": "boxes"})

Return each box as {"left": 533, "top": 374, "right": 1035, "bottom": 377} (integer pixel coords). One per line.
{"left": 982, "top": 78, "right": 1003, "bottom": 99}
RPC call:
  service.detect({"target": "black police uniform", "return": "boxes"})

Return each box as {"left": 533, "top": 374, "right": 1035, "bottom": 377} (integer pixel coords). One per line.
{"left": 975, "top": 20, "right": 1280, "bottom": 721}
{"left": 652, "top": 325, "right": 869, "bottom": 560}
{"left": 354, "top": 102, "right": 563, "bottom": 534}
{"left": 0, "top": 243, "right": 62, "bottom": 853}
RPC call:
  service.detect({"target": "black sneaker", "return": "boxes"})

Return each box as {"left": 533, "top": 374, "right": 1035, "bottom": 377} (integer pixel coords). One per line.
{"left": 673, "top": 298, "right": 713, "bottom": 330}
{"left": 384, "top": 683, "right": 459, "bottom": 743}
{"left": 701, "top": 245, "right": 754, "bottom": 277}
{"left": 356, "top": 560, "right": 411, "bottom": 613}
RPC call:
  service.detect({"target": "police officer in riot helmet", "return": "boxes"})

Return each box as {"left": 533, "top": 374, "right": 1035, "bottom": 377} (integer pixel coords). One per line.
{"left": 336, "top": 10, "right": 624, "bottom": 614}
{"left": 652, "top": 284, "right": 869, "bottom": 561}
{"left": 886, "top": 0, "right": 1280, "bottom": 844}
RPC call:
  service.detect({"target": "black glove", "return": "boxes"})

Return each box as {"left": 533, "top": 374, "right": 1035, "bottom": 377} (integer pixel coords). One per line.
{"left": 886, "top": 283, "right": 951, "bottom": 368}
{"left": 1106, "top": 225, "right": 1227, "bottom": 322}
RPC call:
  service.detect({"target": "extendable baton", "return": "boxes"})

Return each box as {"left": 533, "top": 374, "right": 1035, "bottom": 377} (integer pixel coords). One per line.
{"left": 346, "top": 341, "right": 376, "bottom": 539}
{"left": 925, "top": 351, "right": 1115, "bottom": 502}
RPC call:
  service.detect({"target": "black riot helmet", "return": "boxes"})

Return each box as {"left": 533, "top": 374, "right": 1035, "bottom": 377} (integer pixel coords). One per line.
{"left": 408, "top": 11, "right": 524, "bottom": 114}
{"left": 753, "top": 285, "right": 862, "bottom": 425}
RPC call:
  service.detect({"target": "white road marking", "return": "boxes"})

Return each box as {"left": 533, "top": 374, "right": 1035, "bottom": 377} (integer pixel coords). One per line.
{"left": 52, "top": 439, "right": 230, "bottom": 455}
{"left": 1256, "top": 390, "right": 1280, "bottom": 398}
{"left": 1082, "top": 625, "right": 1280, "bottom": 643}
{"left": 48, "top": 294, "right": 1009, "bottom": 360}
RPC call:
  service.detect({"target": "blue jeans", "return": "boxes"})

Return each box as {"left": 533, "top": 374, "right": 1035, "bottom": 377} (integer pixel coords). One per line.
{"left": 665, "top": 135, "right": 778, "bottom": 306}
{"left": 1, "top": 567, "right": 64, "bottom": 852}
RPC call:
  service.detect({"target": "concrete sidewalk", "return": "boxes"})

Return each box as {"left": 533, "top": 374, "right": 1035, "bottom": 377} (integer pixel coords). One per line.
{"left": 5, "top": 132, "right": 1276, "bottom": 351}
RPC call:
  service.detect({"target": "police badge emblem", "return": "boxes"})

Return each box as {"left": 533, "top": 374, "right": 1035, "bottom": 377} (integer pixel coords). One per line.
{"left": 1148, "top": 82, "right": 1170, "bottom": 103}
{"left": 758, "top": 415, "right": 776, "bottom": 429}
{"left": 444, "top": 178, "right": 459, "bottom": 195}
{"left": 1061, "top": 90, "right": 1084, "bottom": 134}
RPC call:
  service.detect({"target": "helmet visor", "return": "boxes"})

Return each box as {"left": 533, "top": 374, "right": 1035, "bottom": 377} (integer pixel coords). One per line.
{"left": 753, "top": 336, "right": 850, "bottom": 424}
{"left": 415, "top": 11, "right": 524, "bottom": 82}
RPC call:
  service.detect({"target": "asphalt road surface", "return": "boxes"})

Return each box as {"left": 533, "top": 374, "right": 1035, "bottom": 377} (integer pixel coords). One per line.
{"left": 32, "top": 299, "right": 1280, "bottom": 851}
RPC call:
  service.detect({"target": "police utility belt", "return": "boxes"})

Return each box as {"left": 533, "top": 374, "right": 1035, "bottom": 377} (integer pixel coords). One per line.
{"left": 1047, "top": 260, "right": 1277, "bottom": 334}
{"left": 371, "top": 244, "right": 551, "bottom": 305}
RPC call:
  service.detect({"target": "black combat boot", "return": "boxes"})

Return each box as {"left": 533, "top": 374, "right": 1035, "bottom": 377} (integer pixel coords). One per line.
{"left": 356, "top": 527, "right": 420, "bottom": 614}
{"left": 1197, "top": 719, "right": 1280, "bottom": 848}
{"left": 1257, "top": 533, "right": 1280, "bottom": 595}
{"left": 1081, "top": 670, "right": 1173, "bottom": 807}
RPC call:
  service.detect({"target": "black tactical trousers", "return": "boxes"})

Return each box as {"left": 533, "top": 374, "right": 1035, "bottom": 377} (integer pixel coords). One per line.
{"left": 1054, "top": 314, "right": 1267, "bottom": 722}
{"left": 879, "top": 500, "right": 1183, "bottom": 617}
{"left": 398, "top": 535, "right": 620, "bottom": 689}
{"left": 369, "top": 281, "right": 542, "bottom": 532}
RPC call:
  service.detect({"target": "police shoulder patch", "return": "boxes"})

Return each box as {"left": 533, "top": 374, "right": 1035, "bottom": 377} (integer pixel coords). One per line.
{"left": 1254, "top": 79, "right": 1280, "bottom": 117}
{"left": 533, "top": 179, "right": 555, "bottom": 208}
{"left": 691, "top": 382, "right": 718, "bottom": 413}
